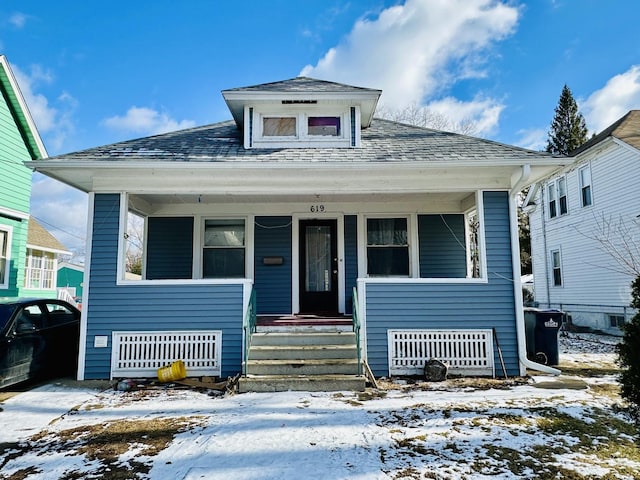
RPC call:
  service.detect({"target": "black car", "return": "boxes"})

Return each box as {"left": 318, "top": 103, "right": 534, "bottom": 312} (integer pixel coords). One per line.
{"left": 0, "top": 298, "right": 81, "bottom": 389}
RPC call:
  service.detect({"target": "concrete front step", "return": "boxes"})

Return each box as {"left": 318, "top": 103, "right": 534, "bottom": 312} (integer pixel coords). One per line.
{"left": 246, "top": 358, "right": 360, "bottom": 376}
{"left": 239, "top": 374, "right": 366, "bottom": 393}
{"left": 250, "top": 331, "right": 356, "bottom": 347}
{"left": 249, "top": 344, "right": 357, "bottom": 360}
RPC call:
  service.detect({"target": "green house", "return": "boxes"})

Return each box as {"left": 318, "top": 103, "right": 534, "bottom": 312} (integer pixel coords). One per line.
{"left": 57, "top": 261, "right": 84, "bottom": 300}
{"left": 1, "top": 55, "right": 69, "bottom": 299}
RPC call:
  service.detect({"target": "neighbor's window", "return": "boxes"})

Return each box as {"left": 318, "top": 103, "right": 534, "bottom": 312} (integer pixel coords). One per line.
{"left": 0, "top": 229, "right": 8, "bottom": 286}
{"left": 579, "top": 166, "right": 592, "bottom": 207}
{"left": 547, "top": 183, "right": 557, "bottom": 218}
{"left": 308, "top": 116, "right": 340, "bottom": 136}
{"left": 609, "top": 314, "right": 626, "bottom": 328}
{"left": 24, "top": 249, "right": 56, "bottom": 290}
{"left": 263, "top": 117, "right": 296, "bottom": 137}
{"left": 551, "top": 249, "right": 562, "bottom": 287}
{"left": 203, "top": 219, "right": 246, "bottom": 278}
{"left": 557, "top": 176, "right": 568, "bottom": 215}
{"left": 367, "top": 218, "right": 409, "bottom": 276}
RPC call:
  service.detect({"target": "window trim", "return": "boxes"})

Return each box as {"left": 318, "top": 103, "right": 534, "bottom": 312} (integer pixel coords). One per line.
{"left": 251, "top": 107, "right": 352, "bottom": 148}
{"left": 364, "top": 215, "right": 411, "bottom": 278}
{"left": 578, "top": 165, "right": 593, "bottom": 207}
{"left": 0, "top": 226, "right": 12, "bottom": 289}
{"left": 547, "top": 176, "right": 569, "bottom": 219}
{"left": 550, "top": 249, "right": 563, "bottom": 287}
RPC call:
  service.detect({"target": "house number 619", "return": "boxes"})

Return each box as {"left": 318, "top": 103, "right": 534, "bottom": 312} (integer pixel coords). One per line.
{"left": 310, "top": 205, "right": 325, "bottom": 213}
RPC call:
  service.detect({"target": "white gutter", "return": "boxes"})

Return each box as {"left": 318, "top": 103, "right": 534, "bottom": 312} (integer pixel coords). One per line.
{"left": 509, "top": 164, "right": 561, "bottom": 375}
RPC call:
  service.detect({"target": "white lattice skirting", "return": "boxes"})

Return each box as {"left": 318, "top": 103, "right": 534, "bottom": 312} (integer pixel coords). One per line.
{"left": 111, "top": 330, "right": 222, "bottom": 379}
{"left": 388, "top": 329, "right": 495, "bottom": 377}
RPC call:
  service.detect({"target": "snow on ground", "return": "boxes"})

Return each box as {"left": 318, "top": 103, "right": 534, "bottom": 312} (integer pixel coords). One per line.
{"left": 1, "top": 332, "right": 638, "bottom": 480}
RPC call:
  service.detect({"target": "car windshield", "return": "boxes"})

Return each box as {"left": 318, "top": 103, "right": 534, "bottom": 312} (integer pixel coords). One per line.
{"left": 0, "top": 304, "right": 17, "bottom": 330}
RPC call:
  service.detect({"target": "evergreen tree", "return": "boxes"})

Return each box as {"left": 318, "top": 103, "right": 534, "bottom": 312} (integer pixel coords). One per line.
{"left": 618, "top": 275, "right": 640, "bottom": 423}
{"left": 546, "top": 85, "right": 589, "bottom": 155}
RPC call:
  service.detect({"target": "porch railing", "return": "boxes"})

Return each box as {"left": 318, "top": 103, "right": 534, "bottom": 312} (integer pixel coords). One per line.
{"left": 352, "top": 287, "right": 363, "bottom": 376}
{"left": 242, "top": 286, "right": 257, "bottom": 377}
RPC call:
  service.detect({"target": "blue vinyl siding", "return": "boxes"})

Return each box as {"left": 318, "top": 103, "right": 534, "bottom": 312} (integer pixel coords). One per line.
{"left": 253, "top": 216, "right": 292, "bottom": 314}
{"left": 146, "top": 217, "right": 194, "bottom": 279}
{"left": 365, "top": 191, "right": 519, "bottom": 376}
{"left": 344, "top": 215, "right": 358, "bottom": 314}
{"left": 418, "top": 214, "right": 467, "bottom": 278}
{"left": 84, "top": 194, "right": 244, "bottom": 379}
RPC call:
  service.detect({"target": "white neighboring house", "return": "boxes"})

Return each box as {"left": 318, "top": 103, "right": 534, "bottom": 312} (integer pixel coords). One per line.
{"left": 527, "top": 110, "right": 640, "bottom": 334}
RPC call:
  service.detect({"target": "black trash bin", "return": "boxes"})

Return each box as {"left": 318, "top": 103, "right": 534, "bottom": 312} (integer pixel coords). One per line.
{"left": 523, "top": 308, "right": 564, "bottom": 366}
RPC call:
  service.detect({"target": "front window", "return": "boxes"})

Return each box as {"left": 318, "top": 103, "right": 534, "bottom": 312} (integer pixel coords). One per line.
{"left": 579, "top": 166, "right": 592, "bottom": 207}
{"left": 0, "top": 229, "right": 8, "bottom": 287}
{"left": 551, "top": 249, "right": 562, "bottom": 287}
{"left": 25, "top": 249, "right": 56, "bottom": 290}
{"left": 203, "top": 219, "right": 246, "bottom": 278}
{"left": 367, "top": 218, "right": 409, "bottom": 276}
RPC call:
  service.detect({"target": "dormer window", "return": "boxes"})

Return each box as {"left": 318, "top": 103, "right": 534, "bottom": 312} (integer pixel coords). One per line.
{"left": 308, "top": 117, "right": 340, "bottom": 136}
{"left": 248, "top": 108, "right": 355, "bottom": 148}
{"left": 263, "top": 117, "right": 296, "bottom": 137}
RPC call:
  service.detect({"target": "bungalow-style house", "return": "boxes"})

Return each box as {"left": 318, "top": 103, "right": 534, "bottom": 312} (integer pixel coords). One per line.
{"left": 527, "top": 110, "right": 640, "bottom": 334}
{"left": 1, "top": 55, "right": 70, "bottom": 300}
{"left": 28, "top": 77, "right": 567, "bottom": 390}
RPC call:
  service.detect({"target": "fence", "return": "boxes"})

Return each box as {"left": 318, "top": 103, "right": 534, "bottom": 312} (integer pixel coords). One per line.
{"left": 111, "top": 330, "right": 222, "bottom": 378}
{"left": 387, "top": 329, "right": 494, "bottom": 377}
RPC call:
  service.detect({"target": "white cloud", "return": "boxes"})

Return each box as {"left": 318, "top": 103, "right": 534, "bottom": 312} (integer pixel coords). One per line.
{"left": 301, "top": 0, "right": 520, "bottom": 108}
{"left": 424, "top": 96, "right": 504, "bottom": 136}
{"left": 12, "top": 64, "right": 77, "bottom": 152}
{"left": 582, "top": 65, "right": 640, "bottom": 133}
{"left": 9, "top": 12, "right": 28, "bottom": 28}
{"left": 102, "top": 106, "right": 196, "bottom": 136}
{"left": 515, "top": 128, "right": 547, "bottom": 151}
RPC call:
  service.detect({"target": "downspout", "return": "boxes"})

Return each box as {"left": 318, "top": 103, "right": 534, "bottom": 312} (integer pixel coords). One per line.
{"left": 510, "top": 164, "right": 561, "bottom": 375}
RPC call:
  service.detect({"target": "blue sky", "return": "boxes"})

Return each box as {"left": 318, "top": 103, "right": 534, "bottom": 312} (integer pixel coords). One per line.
{"left": 2, "top": 0, "right": 640, "bottom": 256}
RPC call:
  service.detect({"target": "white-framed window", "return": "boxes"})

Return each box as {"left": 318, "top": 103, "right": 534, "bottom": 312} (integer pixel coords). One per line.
{"left": 547, "top": 177, "right": 568, "bottom": 218}
{"left": 24, "top": 249, "right": 56, "bottom": 290}
{"left": 262, "top": 116, "right": 297, "bottom": 137}
{"left": 0, "top": 228, "right": 10, "bottom": 288}
{"left": 557, "top": 176, "right": 568, "bottom": 215}
{"left": 550, "top": 249, "right": 562, "bottom": 287}
{"left": 202, "top": 219, "right": 246, "bottom": 278}
{"left": 579, "top": 165, "right": 593, "bottom": 207}
{"left": 547, "top": 183, "right": 557, "bottom": 218}
{"left": 366, "top": 217, "right": 410, "bottom": 276}
{"left": 252, "top": 109, "right": 351, "bottom": 148}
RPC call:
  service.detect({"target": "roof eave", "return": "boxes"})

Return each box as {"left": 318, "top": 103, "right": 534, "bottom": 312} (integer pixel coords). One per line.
{"left": 0, "top": 55, "right": 48, "bottom": 160}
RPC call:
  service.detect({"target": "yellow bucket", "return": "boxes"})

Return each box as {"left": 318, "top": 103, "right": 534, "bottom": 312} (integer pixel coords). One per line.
{"left": 157, "top": 360, "right": 187, "bottom": 383}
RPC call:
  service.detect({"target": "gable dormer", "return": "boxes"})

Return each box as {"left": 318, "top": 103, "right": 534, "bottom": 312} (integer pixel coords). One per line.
{"left": 221, "top": 77, "right": 381, "bottom": 149}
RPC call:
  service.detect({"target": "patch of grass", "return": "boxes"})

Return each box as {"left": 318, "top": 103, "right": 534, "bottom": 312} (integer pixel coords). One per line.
{"left": 17, "top": 416, "right": 206, "bottom": 479}
{"left": 357, "top": 389, "right": 388, "bottom": 401}
{"left": 2, "top": 465, "right": 42, "bottom": 479}
{"left": 558, "top": 364, "right": 621, "bottom": 377}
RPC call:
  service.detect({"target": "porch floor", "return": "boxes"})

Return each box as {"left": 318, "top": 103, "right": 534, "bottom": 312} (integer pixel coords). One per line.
{"left": 256, "top": 314, "right": 352, "bottom": 328}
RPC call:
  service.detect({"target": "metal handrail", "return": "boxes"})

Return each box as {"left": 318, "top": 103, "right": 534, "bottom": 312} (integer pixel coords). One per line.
{"left": 352, "top": 287, "right": 362, "bottom": 376}
{"left": 242, "top": 287, "right": 257, "bottom": 377}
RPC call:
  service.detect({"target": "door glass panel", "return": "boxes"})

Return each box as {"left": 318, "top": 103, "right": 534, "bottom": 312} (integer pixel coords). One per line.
{"left": 305, "top": 226, "right": 331, "bottom": 292}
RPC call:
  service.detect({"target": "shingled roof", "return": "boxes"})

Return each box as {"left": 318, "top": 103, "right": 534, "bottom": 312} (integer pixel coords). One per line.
{"left": 571, "top": 110, "right": 640, "bottom": 156}
{"left": 222, "top": 76, "right": 381, "bottom": 94}
{"left": 27, "top": 217, "right": 69, "bottom": 254}
{"left": 46, "top": 118, "right": 553, "bottom": 164}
